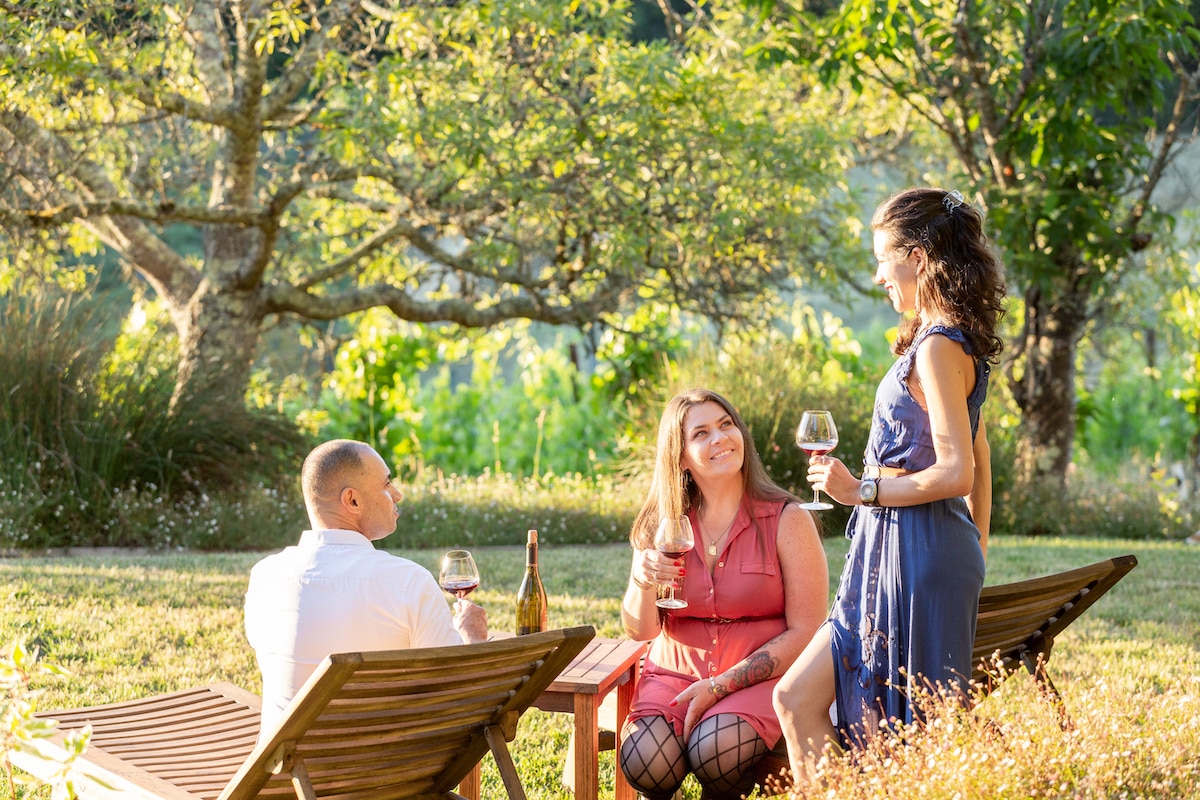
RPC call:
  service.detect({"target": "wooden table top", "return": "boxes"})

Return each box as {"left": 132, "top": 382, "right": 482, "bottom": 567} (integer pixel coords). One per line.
{"left": 544, "top": 637, "right": 648, "bottom": 696}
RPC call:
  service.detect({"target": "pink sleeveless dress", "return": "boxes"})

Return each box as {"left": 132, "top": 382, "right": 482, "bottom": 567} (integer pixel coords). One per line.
{"left": 626, "top": 498, "right": 789, "bottom": 745}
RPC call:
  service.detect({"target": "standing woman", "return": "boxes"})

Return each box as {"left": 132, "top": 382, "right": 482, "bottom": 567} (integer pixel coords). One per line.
{"left": 620, "top": 389, "right": 829, "bottom": 799}
{"left": 773, "top": 188, "right": 1007, "bottom": 779}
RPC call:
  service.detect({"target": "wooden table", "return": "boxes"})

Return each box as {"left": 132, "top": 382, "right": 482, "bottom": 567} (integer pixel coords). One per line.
{"left": 532, "top": 636, "right": 648, "bottom": 800}
{"left": 458, "top": 635, "right": 648, "bottom": 800}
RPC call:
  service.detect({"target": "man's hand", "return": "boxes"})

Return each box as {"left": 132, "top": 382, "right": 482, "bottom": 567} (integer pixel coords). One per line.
{"left": 453, "top": 600, "right": 489, "bottom": 643}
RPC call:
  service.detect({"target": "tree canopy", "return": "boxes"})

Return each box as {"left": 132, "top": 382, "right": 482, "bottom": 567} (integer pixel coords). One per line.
{"left": 0, "top": 0, "right": 853, "bottom": 413}
{"left": 811, "top": 0, "right": 1200, "bottom": 482}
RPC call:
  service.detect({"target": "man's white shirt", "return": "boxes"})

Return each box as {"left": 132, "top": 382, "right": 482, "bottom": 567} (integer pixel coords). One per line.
{"left": 244, "top": 529, "right": 462, "bottom": 733}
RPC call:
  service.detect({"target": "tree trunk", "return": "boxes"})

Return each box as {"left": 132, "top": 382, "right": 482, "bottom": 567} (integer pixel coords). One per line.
{"left": 170, "top": 282, "right": 265, "bottom": 416}
{"left": 166, "top": 225, "right": 268, "bottom": 415}
{"left": 1007, "top": 280, "right": 1089, "bottom": 486}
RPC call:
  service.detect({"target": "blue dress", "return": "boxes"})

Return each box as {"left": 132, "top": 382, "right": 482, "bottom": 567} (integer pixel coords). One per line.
{"left": 828, "top": 325, "right": 988, "bottom": 746}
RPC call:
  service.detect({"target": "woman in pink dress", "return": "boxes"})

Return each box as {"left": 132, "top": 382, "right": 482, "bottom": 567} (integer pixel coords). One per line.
{"left": 620, "top": 388, "right": 829, "bottom": 799}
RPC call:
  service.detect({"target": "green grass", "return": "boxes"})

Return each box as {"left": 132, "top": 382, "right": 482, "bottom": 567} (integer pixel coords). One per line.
{"left": 3, "top": 536, "right": 1199, "bottom": 798}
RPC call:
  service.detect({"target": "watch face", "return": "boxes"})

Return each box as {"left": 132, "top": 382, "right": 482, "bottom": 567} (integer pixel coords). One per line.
{"left": 860, "top": 480, "right": 877, "bottom": 502}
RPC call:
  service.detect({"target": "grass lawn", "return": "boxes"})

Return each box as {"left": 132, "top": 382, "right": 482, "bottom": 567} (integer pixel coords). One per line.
{"left": 4, "top": 535, "right": 1200, "bottom": 798}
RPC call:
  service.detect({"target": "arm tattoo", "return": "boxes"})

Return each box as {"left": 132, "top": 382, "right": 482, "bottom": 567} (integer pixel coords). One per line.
{"left": 726, "top": 651, "right": 778, "bottom": 692}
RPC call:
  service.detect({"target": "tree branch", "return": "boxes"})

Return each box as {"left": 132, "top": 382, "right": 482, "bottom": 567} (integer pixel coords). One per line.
{"left": 166, "top": 0, "right": 233, "bottom": 106}
{"left": 263, "top": 278, "right": 628, "bottom": 328}
{"left": 4, "top": 196, "right": 262, "bottom": 227}
{"left": 0, "top": 109, "right": 201, "bottom": 300}
{"left": 294, "top": 218, "right": 417, "bottom": 289}
{"left": 953, "top": 0, "right": 1013, "bottom": 187}
{"left": 1124, "top": 57, "right": 1200, "bottom": 234}
{"left": 997, "top": 0, "right": 1052, "bottom": 139}
{"left": 261, "top": 9, "right": 344, "bottom": 121}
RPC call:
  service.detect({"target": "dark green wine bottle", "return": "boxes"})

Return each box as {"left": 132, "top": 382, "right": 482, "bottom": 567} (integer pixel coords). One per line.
{"left": 515, "top": 529, "right": 548, "bottom": 635}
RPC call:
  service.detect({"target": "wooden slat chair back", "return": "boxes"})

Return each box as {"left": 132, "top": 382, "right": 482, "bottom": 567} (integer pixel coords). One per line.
{"left": 970, "top": 554, "right": 1137, "bottom": 702}
{"left": 14, "top": 626, "right": 595, "bottom": 800}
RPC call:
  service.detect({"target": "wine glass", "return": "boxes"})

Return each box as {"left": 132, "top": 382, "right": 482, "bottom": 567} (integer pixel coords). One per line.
{"left": 796, "top": 410, "right": 838, "bottom": 511}
{"left": 653, "top": 517, "right": 694, "bottom": 610}
{"left": 439, "top": 550, "right": 481, "bottom": 604}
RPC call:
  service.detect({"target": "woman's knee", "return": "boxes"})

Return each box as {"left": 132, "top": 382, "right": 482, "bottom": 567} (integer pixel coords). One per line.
{"left": 619, "top": 716, "right": 687, "bottom": 796}
{"left": 774, "top": 626, "right": 834, "bottom": 724}
{"left": 773, "top": 674, "right": 802, "bottom": 724}
{"left": 772, "top": 693, "right": 790, "bottom": 728}
{"left": 687, "top": 714, "right": 766, "bottom": 797}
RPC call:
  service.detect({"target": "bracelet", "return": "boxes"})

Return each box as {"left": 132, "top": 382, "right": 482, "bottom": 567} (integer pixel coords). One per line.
{"left": 709, "top": 675, "right": 719, "bottom": 695}
{"left": 631, "top": 574, "right": 654, "bottom": 591}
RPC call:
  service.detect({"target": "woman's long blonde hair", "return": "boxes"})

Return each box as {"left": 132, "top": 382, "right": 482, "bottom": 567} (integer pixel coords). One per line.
{"left": 628, "top": 388, "right": 796, "bottom": 550}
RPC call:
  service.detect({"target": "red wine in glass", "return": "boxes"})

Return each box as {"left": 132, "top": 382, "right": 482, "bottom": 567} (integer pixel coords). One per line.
{"left": 796, "top": 410, "right": 838, "bottom": 511}
{"left": 440, "top": 578, "right": 479, "bottom": 599}
{"left": 658, "top": 545, "right": 693, "bottom": 560}
{"left": 653, "top": 517, "right": 694, "bottom": 609}
{"left": 439, "top": 550, "right": 481, "bottom": 603}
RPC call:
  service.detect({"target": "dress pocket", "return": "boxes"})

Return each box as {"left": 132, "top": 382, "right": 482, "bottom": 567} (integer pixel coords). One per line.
{"left": 739, "top": 560, "right": 778, "bottom": 576}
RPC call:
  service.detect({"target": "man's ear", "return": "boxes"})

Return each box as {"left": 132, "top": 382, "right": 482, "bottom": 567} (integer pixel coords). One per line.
{"left": 340, "top": 486, "right": 360, "bottom": 514}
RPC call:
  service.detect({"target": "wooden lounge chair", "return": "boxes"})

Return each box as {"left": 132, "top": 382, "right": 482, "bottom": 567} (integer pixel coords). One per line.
{"left": 13, "top": 625, "right": 595, "bottom": 800}
{"left": 970, "top": 553, "right": 1138, "bottom": 705}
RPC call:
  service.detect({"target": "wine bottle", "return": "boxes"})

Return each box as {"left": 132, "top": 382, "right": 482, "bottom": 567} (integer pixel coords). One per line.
{"left": 515, "top": 529, "right": 548, "bottom": 635}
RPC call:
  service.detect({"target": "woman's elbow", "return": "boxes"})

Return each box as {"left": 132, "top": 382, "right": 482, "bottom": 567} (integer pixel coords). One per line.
{"left": 621, "top": 612, "right": 657, "bottom": 642}
{"left": 936, "top": 464, "right": 973, "bottom": 498}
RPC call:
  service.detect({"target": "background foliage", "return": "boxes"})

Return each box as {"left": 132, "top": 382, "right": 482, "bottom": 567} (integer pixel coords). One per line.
{"left": 0, "top": 0, "right": 858, "bottom": 423}
{"left": 0, "top": 292, "right": 308, "bottom": 551}
{"left": 0, "top": 1, "right": 1198, "bottom": 552}
{"left": 2, "top": 279, "right": 1194, "bottom": 552}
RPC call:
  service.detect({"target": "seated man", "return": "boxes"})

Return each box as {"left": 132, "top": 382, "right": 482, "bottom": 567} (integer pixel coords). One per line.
{"left": 245, "top": 438, "right": 488, "bottom": 732}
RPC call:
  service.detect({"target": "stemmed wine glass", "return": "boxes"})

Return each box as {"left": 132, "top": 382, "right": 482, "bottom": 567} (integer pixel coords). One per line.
{"left": 796, "top": 410, "right": 838, "bottom": 511}
{"left": 653, "top": 517, "right": 694, "bottom": 610}
{"left": 439, "top": 550, "right": 481, "bottom": 605}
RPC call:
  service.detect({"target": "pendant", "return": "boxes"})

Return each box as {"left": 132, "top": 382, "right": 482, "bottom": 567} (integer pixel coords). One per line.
{"left": 707, "top": 543, "right": 717, "bottom": 556}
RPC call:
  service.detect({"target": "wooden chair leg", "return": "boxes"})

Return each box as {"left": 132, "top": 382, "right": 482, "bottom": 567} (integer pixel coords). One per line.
{"left": 563, "top": 728, "right": 617, "bottom": 793}
{"left": 485, "top": 724, "right": 528, "bottom": 800}
{"left": 1022, "top": 651, "right": 1073, "bottom": 730}
{"left": 289, "top": 759, "right": 318, "bottom": 800}
{"left": 457, "top": 763, "right": 481, "bottom": 800}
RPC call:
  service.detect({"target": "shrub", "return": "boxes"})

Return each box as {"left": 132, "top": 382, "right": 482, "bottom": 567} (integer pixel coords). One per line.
{"left": 0, "top": 294, "right": 310, "bottom": 550}
{"left": 992, "top": 458, "right": 1197, "bottom": 541}
{"left": 317, "top": 314, "right": 638, "bottom": 481}
{"left": 387, "top": 471, "right": 644, "bottom": 549}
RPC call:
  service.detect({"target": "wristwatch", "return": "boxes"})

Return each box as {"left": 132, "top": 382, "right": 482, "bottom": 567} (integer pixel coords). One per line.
{"left": 859, "top": 478, "right": 880, "bottom": 507}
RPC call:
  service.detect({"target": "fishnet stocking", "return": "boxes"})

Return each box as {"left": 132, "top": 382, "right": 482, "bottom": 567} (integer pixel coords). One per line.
{"left": 619, "top": 715, "right": 688, "bottom": 800}
{"left": 686, "top": 713, "right": 768, "bottom": 799}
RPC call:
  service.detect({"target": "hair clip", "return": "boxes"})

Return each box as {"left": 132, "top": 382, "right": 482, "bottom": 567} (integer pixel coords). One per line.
{"left": 943, "top": 190, "right": 965, "bottom": 213}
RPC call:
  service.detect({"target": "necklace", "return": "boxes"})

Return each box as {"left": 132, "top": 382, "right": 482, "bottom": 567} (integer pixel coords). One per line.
{"left": 702, "top": 515, "right": 736, "bottom": 556}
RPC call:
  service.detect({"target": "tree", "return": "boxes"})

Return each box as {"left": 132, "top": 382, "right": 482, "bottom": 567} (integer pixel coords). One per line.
{"left": 0, "top": 0, "right": 852, "bottom": 416}
{"left": 813, "top": 0, "right": 1200, "bottom": 483}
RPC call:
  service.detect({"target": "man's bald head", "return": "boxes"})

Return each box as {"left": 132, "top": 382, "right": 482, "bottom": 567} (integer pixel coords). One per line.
{"left": 301, "top": 439, "right": 377, "bottom": 514}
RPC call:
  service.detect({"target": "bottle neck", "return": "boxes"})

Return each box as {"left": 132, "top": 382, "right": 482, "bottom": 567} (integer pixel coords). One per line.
{"left": 525, "top": 542, "right": 539, "bottom": 569}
